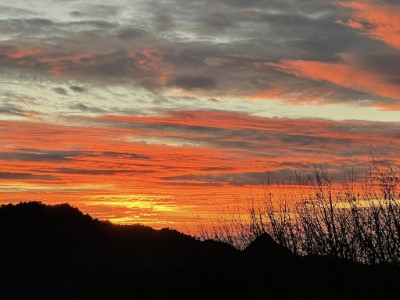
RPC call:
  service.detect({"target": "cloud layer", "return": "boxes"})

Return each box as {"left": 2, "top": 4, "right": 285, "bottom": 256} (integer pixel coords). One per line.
{"left": 0, "top": 0, "right": 399, "bottom": 229}
{"left": 1, "top": 111, "right": 399, "bottom": 228}
{"left": 0, "top": 0, "right": 399, "bottom": 108}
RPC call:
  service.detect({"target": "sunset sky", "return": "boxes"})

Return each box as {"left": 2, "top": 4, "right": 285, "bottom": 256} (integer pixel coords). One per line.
{"left": 0, "top": 0, "right": 399, "bottom": 230}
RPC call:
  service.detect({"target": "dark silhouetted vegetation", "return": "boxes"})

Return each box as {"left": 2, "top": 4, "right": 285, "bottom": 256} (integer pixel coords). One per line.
{"left": 199, "top": 159, "right": 400, "bottom": 266}
{"left": 1, "top": 201, "right": 400, "bottom": 299}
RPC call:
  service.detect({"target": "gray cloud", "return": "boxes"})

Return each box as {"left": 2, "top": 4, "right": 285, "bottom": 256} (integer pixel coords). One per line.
{"left": 0, "top": 149, "right": 150, "bottom": 163}
{"left": 0, "top": 172, "right": 57, "bottom": 180}
{"left": 162, "top": 170, "right": 301, "bottom": 186}
{"left": 92, "top": 111, "right": 400, "bottom": 162}
{"left": 69, "top": 103, "right": 105, "bottom": 113}
{"left": 0, "top": 150, "right": 82, "bottom": 162}
{"left": 353, "top": 51, "right": 400, "bottom": 85}
{"left": 0, "top": 103, "right": 36, "bottom": 117}
{"left": 101, "top": 152, "right": 150, "bottom": 160}
{"left": 69, "top": 86, "right": 86, "bottom": 93}
{"left": 0, "top": 5, "right": 37, "bottom": 18}
{"left": 53, "top": 87, "right": 68, "bottom": 95}
{"left": 116, "top": 28, "right": 149, "bottom": 40}
{"left": 58, "top": 168, "right": 153, "bottom": 175}
{"left": 0, "top": 0, "right": 398, "bottom": 109}
{"left": 169, "top": 75, "right": 217, "bottom": 90}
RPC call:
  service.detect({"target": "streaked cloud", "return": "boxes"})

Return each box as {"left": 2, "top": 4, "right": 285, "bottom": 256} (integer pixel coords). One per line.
{"left": 267, "top": 58, "right": 400, "bottom": 109}
{"left": 337, "top": 1, "right": 400, "bottom": 49}
{"left": 1, "top": 111, "right": 399, "bottom": 204}
{"left": 0, "top": 0, "right": 399, "bottom": 229}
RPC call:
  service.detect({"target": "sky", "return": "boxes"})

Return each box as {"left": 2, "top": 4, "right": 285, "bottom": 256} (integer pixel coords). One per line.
{"left": 0, "top": 0, "right": 399, "bottom": 230}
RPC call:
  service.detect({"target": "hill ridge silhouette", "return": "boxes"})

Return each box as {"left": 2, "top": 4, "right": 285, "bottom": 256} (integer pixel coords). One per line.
{"left": 1, "top": 202, "right": 399, "bottom": 299}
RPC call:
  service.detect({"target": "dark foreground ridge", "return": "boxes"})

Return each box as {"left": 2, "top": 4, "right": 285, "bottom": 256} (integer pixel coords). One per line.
{"left": 1, "top": 202, "right": 399, "bottom": 299}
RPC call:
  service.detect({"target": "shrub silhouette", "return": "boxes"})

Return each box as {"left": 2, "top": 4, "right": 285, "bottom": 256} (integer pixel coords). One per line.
{"left": 200, "top": 159, "right": 400, "bottom": 265}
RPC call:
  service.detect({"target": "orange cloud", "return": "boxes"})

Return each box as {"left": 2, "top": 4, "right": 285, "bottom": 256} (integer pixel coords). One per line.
{"left": 0, "top": 47, "right": 171, "bottom": 81}
{"left": 1, "top": 112, "right": 399, "bottom": 230}
{"left": 6, "top": 48, "right": 44, "bottom": 59}
{"left": 337, "top": 1, "right": 400, "bottom": 49}
{"left": 267, "top": 59, "right": 400, "bottom": 107}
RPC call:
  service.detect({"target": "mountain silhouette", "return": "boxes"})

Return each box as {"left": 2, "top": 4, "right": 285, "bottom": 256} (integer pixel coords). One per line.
{"left": 1, "top": 202, "right": 399, "bottom": 299}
